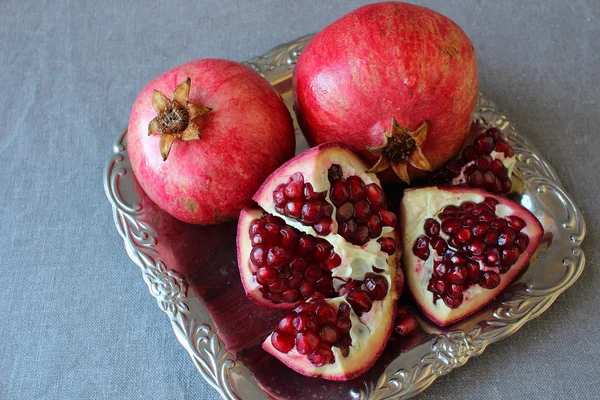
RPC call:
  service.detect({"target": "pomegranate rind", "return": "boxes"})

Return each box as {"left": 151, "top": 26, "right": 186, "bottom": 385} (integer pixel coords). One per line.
{"left": 400, "top": 186, "right": 543, "bottom": 327}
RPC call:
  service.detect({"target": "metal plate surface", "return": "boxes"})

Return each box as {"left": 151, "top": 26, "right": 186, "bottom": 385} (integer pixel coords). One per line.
{"left": 104, "top": 34, "right": 586, "bottom": 399}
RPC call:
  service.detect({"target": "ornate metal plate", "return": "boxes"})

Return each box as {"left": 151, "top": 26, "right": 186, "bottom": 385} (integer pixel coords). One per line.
{"left": 104, "top": 34, "right": 586, "bottom": 399}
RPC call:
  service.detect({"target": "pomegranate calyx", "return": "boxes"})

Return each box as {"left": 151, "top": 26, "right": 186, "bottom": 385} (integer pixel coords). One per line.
{"left": 366, "top": 118, "right": 431, "bottom": 184}
{"left": 148, "top": 77, "right": 212, "bottom": 160}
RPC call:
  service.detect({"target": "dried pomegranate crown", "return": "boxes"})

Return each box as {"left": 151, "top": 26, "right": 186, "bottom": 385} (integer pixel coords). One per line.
{"left": 366, "top": 117, "right": 432, "bottom": 184}
{"left": 148, "top": 77, "right": 211, "bottom": 161}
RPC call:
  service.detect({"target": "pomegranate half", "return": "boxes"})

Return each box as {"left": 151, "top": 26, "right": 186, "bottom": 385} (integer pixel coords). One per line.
{"left": 293, "top": 2, "right": 479, "bottom": 183}
{"left": 128, "top": 59, "right": 295, "bottom": 224}
{"left": 400, "top": 186, "right": 543, "bottom": 326}
{"left": 237, "top": 143, "right": 402, "bottom": 380}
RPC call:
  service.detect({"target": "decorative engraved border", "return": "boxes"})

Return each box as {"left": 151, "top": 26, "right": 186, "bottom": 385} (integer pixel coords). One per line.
{"left": 104, "top": 35, "right": 586, "bottom": 400}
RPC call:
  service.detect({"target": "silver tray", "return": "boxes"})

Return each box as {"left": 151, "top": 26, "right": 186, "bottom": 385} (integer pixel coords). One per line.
{"left": 104, "top": 34, "right": 586, "bottom": 399}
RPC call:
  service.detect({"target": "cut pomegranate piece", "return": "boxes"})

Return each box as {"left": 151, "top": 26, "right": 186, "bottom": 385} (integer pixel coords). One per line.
{"left": 400, "top": 187, "right": 543, "bottom": 326}
{"left": 431, "top": 127, "right": 517, "bottom": 194}
{"left": 238, "top": 144, "right": 402, "bottom": 380}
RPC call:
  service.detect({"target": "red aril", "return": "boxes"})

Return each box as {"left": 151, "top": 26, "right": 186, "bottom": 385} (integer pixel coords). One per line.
{"left": 400, "top": 187, "right": 543, "bottom": 326}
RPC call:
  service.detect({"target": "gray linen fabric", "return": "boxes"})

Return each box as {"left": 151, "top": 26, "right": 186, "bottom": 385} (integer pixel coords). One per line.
{"left": 0, "top": 0, "right": 598, "bottom": 399}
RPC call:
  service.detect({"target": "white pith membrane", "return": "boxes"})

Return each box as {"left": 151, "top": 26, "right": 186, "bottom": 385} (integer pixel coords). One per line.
{"left": 400, "top": 187, "right": 543, "bottom": 327}
{"left": 238, "top": 145, "right": 399, "bottom": 380}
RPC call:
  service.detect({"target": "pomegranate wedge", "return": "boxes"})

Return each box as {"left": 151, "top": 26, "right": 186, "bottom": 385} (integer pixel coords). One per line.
{"left": 400, "top": 186, "right": 543, "bottom": 326}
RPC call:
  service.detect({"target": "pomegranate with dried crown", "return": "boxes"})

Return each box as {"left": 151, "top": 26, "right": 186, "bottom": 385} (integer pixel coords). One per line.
{"left": 400, "top": 186, "right": 543, "bottom": 326}
{"left": 293, "top": 2, "right": 479, "bottom": 184}
{"left": 431, "top": 125, "right": 516, "bottom": 194}
{"left": 237, "top": 143, "right": 402, "bottom": 380}
{"left": 128, "top": 59, "right": 295, "bottom": 224}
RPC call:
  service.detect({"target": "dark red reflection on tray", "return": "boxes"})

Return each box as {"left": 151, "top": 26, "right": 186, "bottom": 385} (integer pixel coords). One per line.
{"left": 132, "top": 176, "right": 424, "bottom": 398}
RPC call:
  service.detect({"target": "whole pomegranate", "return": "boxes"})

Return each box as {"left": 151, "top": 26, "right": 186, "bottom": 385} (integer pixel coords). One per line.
{"left": 293, "top": 2, "right": 479, "bottom": 183}
{"left": 237, "top": 143, "right": 403, "bottom": 380}
{"left": 400, "top": 186, "right": 543, "bottom": 326}
{"left": 128, "top": 59, "right": 295, "bottom": 224}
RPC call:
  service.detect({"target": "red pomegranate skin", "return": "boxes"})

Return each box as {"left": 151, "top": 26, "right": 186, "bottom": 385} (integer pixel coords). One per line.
{"left": 293, "top": 2, "right": 479, "bottom": 181}
{"left": 128, "top": 59, "right": 295, "bottom": 224}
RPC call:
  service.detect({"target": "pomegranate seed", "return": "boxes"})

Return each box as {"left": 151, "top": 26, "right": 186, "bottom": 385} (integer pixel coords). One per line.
{"left": 443, "top": 205, "right": 460, "bottom": 214}
{"left": 515, "top": 233, "right": 529, "bottom": 252}
{"left": 301, "top": 201, "right": 323, "bottom": 224}
{"left": 498, "top": 227, "right": 517, "bottom": 246}
{"left": 308, "top": 343, "right": 335, "bottom": 367}
{"left": 264, "top": 223, "right": 281, "bottom": 246}
{"left": 501, "top": 246, "right": 520, "bottom": 266}
{"left": 268, "top": 279, "right": 289, "bottom": 294}
{"left": 434, "top": 261, "right": 449, "bottom": 277}
{"left": 273, "top": 189, "right": 287, "bottom": 206}
{"left": 278, "top": 314, "right": 296, "bottom": 335}
{"left": 461, "top": 215, "right": 476, "bottom": 227}
{"left": 292, "top": 265, "right": 313, "bottom": 283}
{"left": 456, "top": 227, "right": 472, "bottom": 243}
{"left": 491, "top": 218, "right": 507, "bottom": 229}
{"left": 296, "top": 331, "right": 320, "bottom": 355}
{"left": 448, "top": 283, "right": 463, "bottom": 297}
{"left": 330, "top": 179, "right": 350, "bottom": 206}
{"left": 316, "top": 276, "right": 335, "bottom": 296}
{"left": 335, "top": 318, "right": 351, "bottom": 335}
{"left": 467, "top": 261, "right": 481, "bottom": 282}
{"left": 488, "top": 159, "right": 503, "bottom": 175}
{"left": 319, "top": 326, "right": 340, "bottom": 344}
{"left": 450, "top": 252, "right": 468, "bottom": 265}
{"left": 378, "top": 210, "right": 397, "bottom": 227}
{"left": 484, "top": 247, "right": 500, "bottom": 266}
{"left": 295, "top": 303, "right": 317, "bottom": 313}
{"left": 447, "top": 236, "right": 458, "bottom": 249}
{"left": 334, "top": 342, "right": 350, "bottom": 357}
{"left": 339, "top": 220, "right": 357, "bottom": 240}
{"left": 367, "top": 214, "right": 382, "bottom": 238}
{"left": 471, "top": 203, "right": 488, "bottom": 216}
{"left": 479, "top": 210, "right": 496, "bottom": 223}
{"left": 431, "top": 236, "right": 447, "bottom": 254}
{"left": 424, "top": 218, "right": 440, "bottom": 236}
{"left": 293, "top": 312, "right": 318, "bottom": 332}
{"left": 314, "top": 240, "right": 332, "bottom": 260}
{"left": 336, "top": 202, "right": 354, "bottom": 223}
{"left": 346, "top": 289, "right": 373, "bottom": 313}
{"left": 299, "top": 282, "right": 315, "bottom": 297}
{"left": 288, "top": 275, "right": 304, "bottom": 288}
{"left": 265, "top": 215, "right": 285, "bottom": 225}
{"left": 256, "top": 267, "right": 277, "bottom": 285}
{"left": 378, "top": 237, "right": 397, "bottom": 255}
{"left": 313, "top": 218, "right": 332, "bottom": 235}
{"left": 282, "top": 289, "right": 300, "bottom": 303}
{"left": 483, "top": 228, "right": 500, "bottom": 245}
{"left": 347, "top": 176, "right": 366, "bottom": 202}
{"left": 483, "top": 171, "right": 496, "bottom": 187}
{"left": 462, "top": 145, "right": 477, "bottom": 162}
{"left": 267, "top": 247, "right": 290, "bottom": 269}
{"left": 484, "top": 197, "right": 499, "bottom": 210}
{"left": 460, "top": 201, "right": 476, "bottom": 212}
{"left": 326, "top": 253, "right": 342, "bottom": 270}
{"left": 475, "top": 134, "right": 495, "bottom": 154}
{"left": 476, "top": 155, "right": 492, "bottom": 171}
{"left": 296, "top": 235, "right": 315, "bottom": 256}
{"left": 363, "top": 273, "right": 388, "bottom": 300}
{"left": 442, "top": 218, "right": 461, "bottom": 234}
{"left": 274, "top": 205, "right": 285, "bottom": 215}
{"left": 487, "top": 127, "right": 503, "bottom": 141}
{"left": 353, "top": 225, "right": 370, "bottom": 246}
{"left": 447, "top": 265, "right": 467, "bottom": 284}
{"left": 428, "top": 278, "right": 446, "bottom": 294}
{"left": 480, "top": 271, "right": 501, "bottom": 289}
{"left": 468, "top": 238, "right": 486, "bottom": 256}
{"left": 285, "top": 180, "right": 304, "bottom": 200}
{"left": 248, "top": 218, "right": 265, "bottom": 237}
{"left": 250, "top": 245, "right": 266, "bottom": 266}
{"left": 443, "top": 293, "right": 463, "bottom": 308}
{"left": 495, "top": 139, "right": 510, "bottom": 152}
{"left": 469, "top": 170, "right": 484, "bottom": 187}
{"left": 394, "top": 314, "right": 418, "bottom": 335}
{"left": 303, "top": 183, "right": 325, "bottom": 201}
{"left": 412, "top": 236, "right": 430, "bottom": 260}
{"left": 304, "top": 266, "right": 324, "bottom": 282}
{"left": 365, "top": 184, "right": 386, "bottom": 208}
{"left": 506, "top": 215, "right": 526, "bottom": 231}
{"left": 505, "top": 147, "right": 515, "bottom": 157}
{"left": 328, "top": 164, "right": 343, "bottom": 182}
{"left": 353, "top": 199, "right": 371, "bottom": 223}
{"left": 315, "top": 303, "right": 337, "bottom": 325}
{"left": 271, "top": 331, "right": 295, "bottom": 353}
{"left": 278, "top": 266, "right": 292, "bottom": 279}
{"left": 280, "top": 228, "right": 300, "bottom": 253}
{"left": 501, "top": 178, "right": 512, "bottom": 193}
{"left": 323, "top": 203, "right": 334, "bottom": 217}
{"left": 285, "top": 200, "right": 303, "bottom": 218}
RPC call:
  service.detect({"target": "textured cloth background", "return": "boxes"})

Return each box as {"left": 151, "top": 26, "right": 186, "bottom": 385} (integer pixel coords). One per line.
{"left": 1, "top": 0, "right": 598, "bottom": 399}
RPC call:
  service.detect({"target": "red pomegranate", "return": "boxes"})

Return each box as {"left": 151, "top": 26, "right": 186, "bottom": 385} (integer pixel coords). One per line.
{"left": 237, "top": 143, "right": 402, "bottom": 380}
{"left": 128, "top": 59, "right": 295, "bottom": 224}
{"left": 400, "top": 186, "right": 543, "bottom": 326}
{"left": 293, "top": 2, "right": 479, "bottom": 183}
